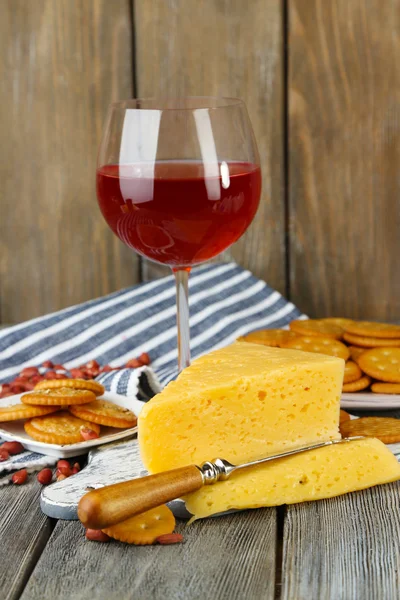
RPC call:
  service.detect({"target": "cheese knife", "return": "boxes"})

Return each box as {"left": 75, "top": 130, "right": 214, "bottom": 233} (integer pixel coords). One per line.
{"left": 78, "top": 436, "right": 364, "bottom": 530}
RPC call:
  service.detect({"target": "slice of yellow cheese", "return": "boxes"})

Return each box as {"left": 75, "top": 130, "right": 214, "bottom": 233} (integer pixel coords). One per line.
{"left": 184, "top": 438, "right": 400, "bottom": 520}
{"left": 139, "top": 343, "right": 344, "bottom": 473}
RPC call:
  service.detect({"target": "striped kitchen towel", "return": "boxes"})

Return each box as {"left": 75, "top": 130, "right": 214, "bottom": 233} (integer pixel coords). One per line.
{"left": 0, "top": 262, "right": 302, "bottom": 475}
{"left": 0, "top": 262, "right": 302, "bottom": 387}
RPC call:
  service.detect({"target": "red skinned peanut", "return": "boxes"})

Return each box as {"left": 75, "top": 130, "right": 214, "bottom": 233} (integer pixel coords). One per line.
{"left": 21, "top": 382, "right": 36, "bottom": 391}
{"left": 138, "top": 352, "right": 151, "bottom": 366}
{"left": 125, "top": 358, "right": 141, "bottom": 369}
{"left": 20, "top": 367, "right": 40, "bottom": 378}
{"left": 12, "top": 469, "right": 28, "bottom": 485}
{"left": 58, "top": 465, "right": 72, "bottom": 477}
{"left": 13, "top": 376, "right": 29, "bottom": 384}
{"left": 85, "top": 529, "right": 111, "bottom": 543}
{"left": 57, "top": 460, "right": 71, "bottom": 476}
{"left": 80, "top": 427, "right": 99, "bottom": 441}
{"left": 57, "top": 460, "right": 70, "bottom": 469}
{"left": 86, "top": 360, "right": 100, "bottom": 370}
{"left": 37, "top": 468, "right": 53, "bottom": 485}
{"left": 70, "top": 369, "right": 85, "bottom": 379}
{"left": 0, "top": 449, "right": 10, "bottom": 462}
{"left": 44, "top": 371, "right": 57, "bottom": 380}
{"left": 2, "top": 441, "right": 24, "bottom": 455}
{"left": 10, "top": 384, "right": 24, "bottom": 394}
{"left": 156, "top": 533, "right": 184, "bottom": 545}
{"left": 85, "top": 368, "right": 99, "bottom": 378}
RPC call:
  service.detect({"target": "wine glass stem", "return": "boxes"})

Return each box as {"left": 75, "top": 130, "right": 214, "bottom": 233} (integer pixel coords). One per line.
{"left": 173, "top": 267, "right": 191, "bottom": 372}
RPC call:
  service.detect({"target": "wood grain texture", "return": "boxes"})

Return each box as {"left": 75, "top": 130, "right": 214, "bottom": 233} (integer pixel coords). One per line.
{"left": 281, "top": 482, "right": 400, "bottom": 600}
{"left": 22, "top": 509, "right": 277, "bottom": 600}
{"left": 0, "top": 481, "right": 54, "bottom": 600}
{"left": 289, "top": 0, "right": 400, "bottom": 319}
{"left": 0, "top": 0, "right": 138, "bottom": 324}
{"left": 134, "top": 0, "right": 286, "bottom": 292}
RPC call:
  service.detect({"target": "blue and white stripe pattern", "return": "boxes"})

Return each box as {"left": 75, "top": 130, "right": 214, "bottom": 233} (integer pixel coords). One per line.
{"left": 0, "top": 451, "right": 58, "bottom": 486}
{"left": 0, "top": 262, "right": 302, "bottom": 388}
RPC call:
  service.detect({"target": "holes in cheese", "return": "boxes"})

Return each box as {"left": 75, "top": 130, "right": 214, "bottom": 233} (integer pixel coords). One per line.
{"left": 138, "top": 343, "right": 344, "bottom": 473}
{"left": 184, "top": 438, "right": 400, "bottom": 520}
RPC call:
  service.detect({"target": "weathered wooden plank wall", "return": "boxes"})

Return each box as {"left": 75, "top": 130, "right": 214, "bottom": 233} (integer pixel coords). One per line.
{"left": 134, "top": 0, "right": 286, "bottom": 290}
{"left": 288, "top": 0, "right": 400, "bottom": 320}
{"left": 1, "top": 0, "right": 400, "bottom": 324}
{"left": 0, "top": 0, "right": 138, "bottom": 324}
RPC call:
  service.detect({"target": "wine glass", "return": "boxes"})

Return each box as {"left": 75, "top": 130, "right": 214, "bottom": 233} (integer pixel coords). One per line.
{"left": 96, "top": 97, "right": 261, "bottom": 372}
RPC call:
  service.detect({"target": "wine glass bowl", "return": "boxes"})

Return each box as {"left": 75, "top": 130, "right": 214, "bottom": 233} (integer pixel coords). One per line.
{"left": 96, "top": 97, "right": 262, "bottom": 370}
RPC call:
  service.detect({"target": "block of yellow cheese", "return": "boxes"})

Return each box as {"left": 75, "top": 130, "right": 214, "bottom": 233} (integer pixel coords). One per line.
{"left": 184, "top": 438, "right": 400, "bottom": 520}
{"left": 139, "top": 343, "right": 344, "bottom": 473}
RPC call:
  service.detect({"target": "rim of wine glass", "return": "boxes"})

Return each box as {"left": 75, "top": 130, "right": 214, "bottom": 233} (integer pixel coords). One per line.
{"left": 108, "top": 96, "right": 245, "bottom": 111}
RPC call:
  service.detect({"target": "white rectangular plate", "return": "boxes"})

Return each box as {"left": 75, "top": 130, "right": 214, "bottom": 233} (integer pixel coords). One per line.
{"left": 341, "top": 393, "right": 400, "bottom": 411}
{"left": 0, "top": 392, "right": 139, "bottom": 458}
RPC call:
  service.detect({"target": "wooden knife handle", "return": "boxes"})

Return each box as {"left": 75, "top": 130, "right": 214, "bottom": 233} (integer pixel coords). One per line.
{"left": 77, "top": 465, "right": 204, "bottom": 530}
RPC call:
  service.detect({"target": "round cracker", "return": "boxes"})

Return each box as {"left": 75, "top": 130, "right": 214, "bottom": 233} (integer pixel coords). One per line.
{"left": 344, "top": 361, "right": 362, "bottom": 384}
{"left": 22, "top": 388, "right": 96, "bottom": 406}
{"left": 0, "top": 403, "right": 60, "bottom": 422}
{"left": 102, "top": 505, "right": 175, "bottom": 545}
{"left": 237, "top": 329, "right": 298, "bottom": 348}
{"left": 24, "top": 411, "right": 100, "bottom": 444}
{"left": 281, "top": 335, "right": 349, "bottom": 360}
{"left": 342, "top": 376, "right": 371, "bottom": 392}
{"left": 69, "top": 399, "right": 137, "bottom": 428}
{"left": 322, "top": 318, "right": 355, "bottom": 329}
{"left": 348, "top": 346, "right": 366, "bottom": 364}
{"left": 289, "top": 319, "right": 343, "bottom": 339}
{"left": 343, "top": 332, "right": 400, "bottom": 348}
{"left": 371, "top": 382, "right": 400, "bottom": 395}
{"left": 344, "top": 321, "right": 400, "bottom": 339}
{"left": 34, "top": 379, "right": 104, "bottom": 396}
{"left": 358, "top": 348, "right": 400, "bottom": 383}
{"left": 340, "top": 417, "right": 400, "bottom": 444}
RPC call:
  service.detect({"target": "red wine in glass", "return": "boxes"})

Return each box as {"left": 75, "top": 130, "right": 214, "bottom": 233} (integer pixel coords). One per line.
{"left": 96, "top": 97, "right": 262, "bottom": 372}
{"left": 96, "top": 161, "right": 261, "bottom": 267}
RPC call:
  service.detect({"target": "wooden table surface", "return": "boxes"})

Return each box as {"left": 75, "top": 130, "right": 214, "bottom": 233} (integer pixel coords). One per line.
{"left": 2, "top": 411, "right": 400, "bottom": 600}
{"left": 2, "top": 482, "right": 400, "bottom": 600}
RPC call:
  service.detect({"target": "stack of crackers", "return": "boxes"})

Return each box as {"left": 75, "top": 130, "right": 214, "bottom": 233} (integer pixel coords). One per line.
{"left": 239, "top": 318, "right": 400, "bottom": 394}
{"left": 0, "top": 379, "right": 137, "bottom": 445}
